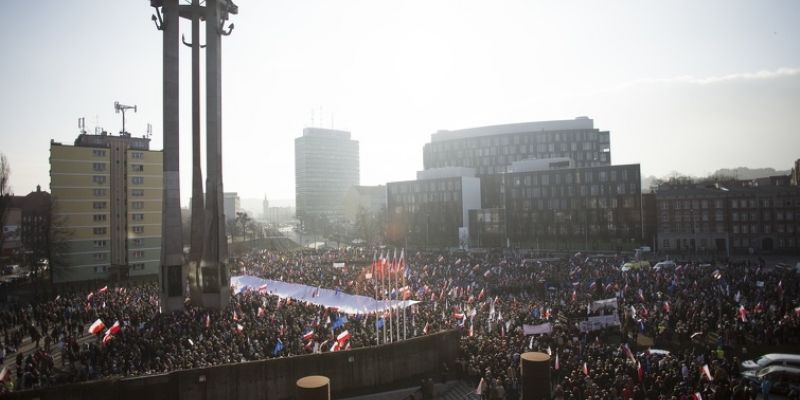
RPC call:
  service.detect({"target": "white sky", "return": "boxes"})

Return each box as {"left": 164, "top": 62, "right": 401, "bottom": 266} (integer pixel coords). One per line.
{"left": 1, "top": 1, "right": 798, "bottom": 205}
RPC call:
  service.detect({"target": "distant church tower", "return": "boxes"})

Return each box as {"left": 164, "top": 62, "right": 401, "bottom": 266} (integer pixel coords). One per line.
{"left": 262, "top": 194, "right": 269, "bottom": 220}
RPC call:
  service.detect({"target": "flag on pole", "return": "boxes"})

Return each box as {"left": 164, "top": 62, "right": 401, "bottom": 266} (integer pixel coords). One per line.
{"left": 583, "top": 362, "right": 589, "bottom": 376}
{"left": 546, "top": 346, "right": 552, "bottom": 356}
{"left": 692, "top": 393, "right": 703, "bottom": 400}
{"left": 637, "top": 361, "right": 644, "bottom": 382}
{"left": 422, "top": 322, "right": 429, "bottom": 335}
{"left": 236, "top": 323, "right": 244, "bottom": 333}
{"left": 302, "top": 329, "right": 315, "bottom": 341}
{"left": 475, "top": 378, "right": 486, "bottom": 395}
{"left": 701, "top": 364, "right": 713, "bottom": 381}
{"left": 0, "top": 367, "right": 10, "bottom": 382}
{"left": 738, "top": 305, "right": 747, "bottom": 322}
{"left": 554, "top": 354, "right": 560, "bottom": 370}
{"left": 205, "top": 314, "right": 211, "bottom": 328}
{"left": 337, "top": 330, "right": 352, "bottom": 345}
{"left": 623, "top": 343, "right": 635, "bottom": 363}
{"left": 97, "top": 285, "right": 109, "bottom": 294}
{"left": 102, "top": 333, "right": 114, "bottom": 346}
{"left": 107, "top": 321, "right": 121, "bottom": 336}
{"left": 88, "top": 319, "right": 105, "bottom": 335}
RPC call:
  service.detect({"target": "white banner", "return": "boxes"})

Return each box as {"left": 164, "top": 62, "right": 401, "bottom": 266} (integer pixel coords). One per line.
{"left": 333, "top": 262, "right": 346, "bottom": 269}
{"left": 231, "top": 275, "right": 419, "bottom": 315}
{"left": 591, "top": 298, "right": 619, "bottom": 313}
{"left": 523, "top": 322, "right": 553, "bottom": 336}
{"left": 578, "top": 314, "right": 621, "bottom": 332}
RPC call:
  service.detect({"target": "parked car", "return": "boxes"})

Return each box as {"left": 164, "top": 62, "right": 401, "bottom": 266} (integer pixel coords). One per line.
{"left": 742, "top": 353, "right": 800, "bottom": 371}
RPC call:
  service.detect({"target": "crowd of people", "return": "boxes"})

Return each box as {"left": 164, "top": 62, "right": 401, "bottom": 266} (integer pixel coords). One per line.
{"left": 1, "top": 248, "right": 798, "bottom": 399}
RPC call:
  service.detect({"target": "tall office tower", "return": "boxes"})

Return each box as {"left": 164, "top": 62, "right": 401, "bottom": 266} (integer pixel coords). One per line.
{"left": 422, "top": 117, "right": 610, "bottom": 175}
{"left": 295, "top": 128, "right": 360, "bottom": 224}
{"left": 49, "top": 131, "right": 162, "bottom": 283}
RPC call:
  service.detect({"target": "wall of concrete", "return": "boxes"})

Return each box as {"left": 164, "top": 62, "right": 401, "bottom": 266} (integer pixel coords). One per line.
{"left": 6, "top": 330, "right": 459, "bottom": 400}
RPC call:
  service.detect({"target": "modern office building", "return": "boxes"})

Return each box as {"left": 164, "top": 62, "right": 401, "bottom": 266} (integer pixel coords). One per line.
{"left": 223, "top": 192, "right": 241, "bottom": 221}
{"left": 387, "top": 168, "right": 480, "bottom": 247}
{"left": 295, "top": 127, "right": 359, "bottom": 223}
{"left": 422, "top": 117, "right": 610, "bottom": 176}
{"left": 49, "top": 131, "right": 162, "bottom": 283}
{"left": 655, "top": 175, "right": 800, "bottom": 255}
{"left": 475, "top": 163, "right": 642, "bottom": 250}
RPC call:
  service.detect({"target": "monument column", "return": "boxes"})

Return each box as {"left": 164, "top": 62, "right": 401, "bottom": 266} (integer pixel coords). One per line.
{"left": 158, "top": 0, "right": 185, "bottom": 312}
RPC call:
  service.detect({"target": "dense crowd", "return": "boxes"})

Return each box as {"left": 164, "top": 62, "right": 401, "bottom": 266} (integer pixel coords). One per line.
{"left": 1, "top": 248, "right": 799, "bottom": 399}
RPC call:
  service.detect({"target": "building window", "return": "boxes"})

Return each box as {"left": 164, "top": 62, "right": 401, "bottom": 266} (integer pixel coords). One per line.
{"left": 131, "top": 152, "right": 144, "bottom": 159}
{"left": 93, "top": 214, "right": 107, "bottom": 222}
{"left": 93, "top": 189, "right": 107, "bottom": 197}
{"left": 93, "top": 253, "right": 107, "bottom": 260}
{"left": 131, "top": 164, "right": 144, "bottom": 172}
{"left": 92, "top": 163, "right": 106, "bottom": 172}
{"left": 93, "top": 240, "right": 107, "bottom": 248}
{"left": 93, "top": 227, "right": 107, "bottom": 235}
{"left": 93, "top": 149, "right": 106, "bottom": 157}
{"left": 133, "top": 238, "right": 144, "bottom": 247}
{"left": 132, "top": 189, "right": 144, "bottom": 197}
{"left": 131, "top": 263, "right": 145, "bottom": 271}
{"left": 93, "top": 175, "right": 106, "bottom": 184}
{"left": 132, "top": 201, "right": 144, "bottom": 209}
{"left": 92, "top": 201, "right": 107, "bottom": 209}
{"left": 132, "top": 213, "right": 144, "bottom": 221}
{"left": 131, "top": 176, "right": 144, "bottom": 185}
{"left": 132, "top": 226, "right": 144, "bottom": 234}
{"left": 131, "top": 250, "right": 145, "bottom": 259}
{"left": 94, "top": 265, "right": 108, "bottom": 273}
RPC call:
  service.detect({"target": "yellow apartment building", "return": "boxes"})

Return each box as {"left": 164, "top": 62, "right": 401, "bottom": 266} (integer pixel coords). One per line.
{"left": 49, "top": 131, "right": 162, "bottom": 283}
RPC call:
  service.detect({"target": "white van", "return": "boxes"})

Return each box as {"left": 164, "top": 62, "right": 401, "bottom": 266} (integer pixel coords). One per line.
{"left": 741, "top": 353, "right": 800, "bottom": 371}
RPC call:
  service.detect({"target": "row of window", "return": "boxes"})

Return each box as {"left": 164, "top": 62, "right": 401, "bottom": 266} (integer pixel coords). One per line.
{"left": 93, "top": 226, "right": 146, "bottom": 235}
{"left": 93, "top": 238, "right": 147, "bottom": 248}
{"left": 92, "top": 176, "right": 147, "bottom": 185}
{"left": 429, "top": 130, "right": 607, "bottom": 151}
{"left": 660, "top": 198, "right": 800, "bottom": 210}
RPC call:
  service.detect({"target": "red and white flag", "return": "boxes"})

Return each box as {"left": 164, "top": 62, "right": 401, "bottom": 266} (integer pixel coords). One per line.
{"left": 88, "top": 319, "right": 105, "bottom": 335}
{"left": 663, "top": 301, "right": 671, "bottom": 314}
{"left": 258, "top": 283, "right": 268, "bottom": 293}
{"left": 475, "top": 378, "right": 486, "bottom": 395}
{"left": 303, "top": 330, "right": 315, "bottom": 341}
{"left": 554, "top": 354, "right": 560, "bottom": 370}
{"left": 423, "top": 322, "right": 429, "bottom": 335}
{"left": 87, "top": 292, "right": 94, "bottom": 301}
{"left": 623, "top": 343, "right": 635, "bottom": 363}
{"left": 236, "top": 323, "right": 244, "bottom": 333}
{"left": 582, "top": 362, "right": 589, "bottom": 376}
{"left": 0, "top": 367, "right": 10, "bottom": 382}
{"left": 205, "top": 314, "right": 211, "bottom": 328}
{"left": 257, "top": 307, "right": 266, "bottom": 318}
{"left": 701, "top": 364, "right": 713, "bottom": 381}
{"left": 738, "top": 305, "right": 747, "bottom": 322}
{"left": 453, "top": 312, "right": 465, "bottom": 320}
{"left": 97, "top": 286, "right": 109, "bottom": 294}
{"left": 692, "top": 392, "right": 703, "bottom": 400}
{"left": 477, "top": 288, "right": 486, "bottom": 301}
{"left": 330, "top": 341, "right": 339, "bottom": 352}
{"left": 337, "top": 330, "right": 351, "bottom": 345}
{"left": 233, "top": 310, "right": 240, "bottom": 321}
{"left": 637, "top": 361, "right": 644, "bottom": 382}
{"left": 571, "top": 290, "right": 577, "bottom": 302}
{"left": 107, "top": 321, "right": 121, "bottom": 336}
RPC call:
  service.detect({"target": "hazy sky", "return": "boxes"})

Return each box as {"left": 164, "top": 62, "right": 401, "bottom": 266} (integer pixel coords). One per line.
{"left": 1, "top": 1, "right": 798, "bottom": 205}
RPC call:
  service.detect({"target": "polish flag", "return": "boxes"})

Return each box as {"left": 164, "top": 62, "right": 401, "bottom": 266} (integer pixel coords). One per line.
{"left": 738, "top": 305, "right": 747, "bottom": 322}
{"left": 582, "top": 362, "right": 589, "bottom": 376}
{"left": 107, "top": 321, "right": 121, "bottom": 336}
{"left": 663, "top": 301, "right": 671, "bottom": 314}
{"left": 544, "top": 308, "right": 551, "bottom": 319}
{"left": 97, "top": 286, "right": 109, "bottom": 294}
{"left": 571, "top": 290, "right": 577, "bottom": 302}
{"left": 302, "top": 330, "right": 315, "bottom": 341}
{"left": 257, "top": 307, "right": 266, "bottom": 318}
{"left": 0, "top": 367, "right": 9, "bottom": 382}
{"left": 205, "top": 314, "right": 211, "bottom": 328}
{"left": 623, "top": 343, "right": 635, "bottom": 363}
{"left": 477, "top": 288, "right": 486, "bottom": 301}
{"left": 692, "top": 393, "right": 703, "bottom": 400}
{"left": 330, "top": 341, "right": 339, "bottom": 352}
{"left": 304, "top": 340, "right": 314, "bottom": 351}
{"left": 453, "top": 312, "right": 465, "bottom": 320}
{"left": 423, "top": 322, "right": 429, "bottom": 335}
{"left": 236, "top": 323, "right": 244, "bottom": 333}
{"left": 87, "top": 292, "right": 95, "bottom": 301}
{"left": 233, "top": 310, "right": 240, "bottom": 321}
{"left": 258, "top": 283, "right": 268, "bottom": 293}
{"left": 469, "top": 321, "right": 474, "bottom": 337}
{"left": 554, "top": 354, "right": 560, "bottom": 370}
{"left": 337, "top": 330, "right": 351, "bottom": 345}
{"left": 102, "top": 333, "right": 114, "bottom": 346}
{"left": 701, "top": 364, "right": 713, "bottom": 381}
{"left": 88, "top": 319, "right": 105, "bottom": 335}
{"left": 637, "top": 361, "right": 644, "bottom": 382}
{"left": 475, "top": 378, "right": 486, "bottom": 395}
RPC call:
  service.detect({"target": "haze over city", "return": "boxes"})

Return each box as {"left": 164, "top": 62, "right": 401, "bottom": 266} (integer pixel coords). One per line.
{"left": 0, "top": 1, "right": 797, "bottom": 203}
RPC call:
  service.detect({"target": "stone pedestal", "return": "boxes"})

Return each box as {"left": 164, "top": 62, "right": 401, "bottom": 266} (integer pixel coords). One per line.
{"left": 296, "top": 375, "right": 330, "bottom": 400}
{"left": 520, "top": 352, "right": 551, "bottom": 400}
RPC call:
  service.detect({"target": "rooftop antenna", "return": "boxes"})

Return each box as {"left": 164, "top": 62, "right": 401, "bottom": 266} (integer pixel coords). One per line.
{"left": 78, "top": 117, "right": 86, "bottom": 134}
{"left": 146, "top": 123, "right": 153, "bottom": 139}
{"left": 114, "top": 101, "right": 137, "bottom": 134}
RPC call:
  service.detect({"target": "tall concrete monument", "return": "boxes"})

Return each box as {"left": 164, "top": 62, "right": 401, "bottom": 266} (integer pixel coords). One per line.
{"left": 150, "top": 0, "right": 237, "bottom": 310}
